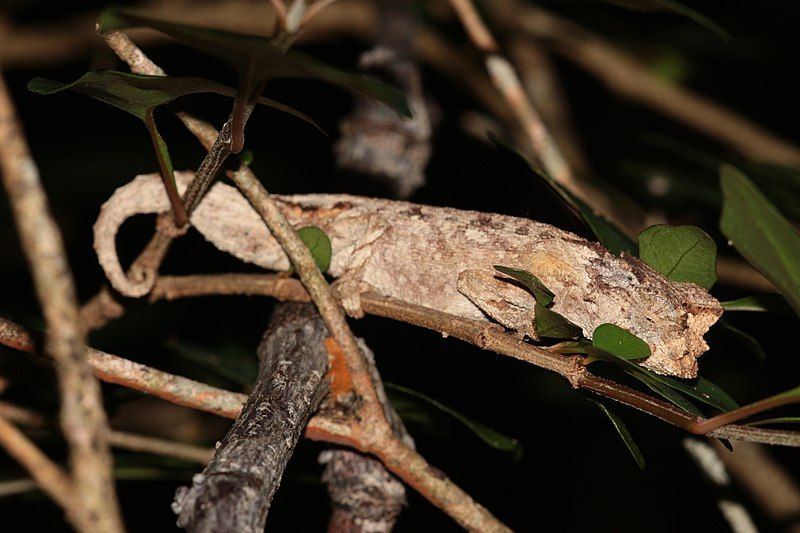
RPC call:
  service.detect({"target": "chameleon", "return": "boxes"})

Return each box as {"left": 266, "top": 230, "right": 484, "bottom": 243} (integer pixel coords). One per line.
{"left": 94, "top": 171, "right": 723, "bottom": 378}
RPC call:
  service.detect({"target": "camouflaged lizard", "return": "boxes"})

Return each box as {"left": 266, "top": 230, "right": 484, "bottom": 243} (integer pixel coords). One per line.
{"left": 94, "top": 171, "right": 723, "bottom": 378}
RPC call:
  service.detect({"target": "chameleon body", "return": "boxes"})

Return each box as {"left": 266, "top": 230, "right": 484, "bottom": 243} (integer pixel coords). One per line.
{"left": 94, "top": 171, "right": 723, "bottom": 378}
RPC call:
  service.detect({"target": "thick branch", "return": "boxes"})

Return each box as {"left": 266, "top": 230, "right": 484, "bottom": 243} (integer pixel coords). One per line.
{"left": 0, "top": 71, "right": 123, "bottom": 532}
{"left": 173, "top": 303, "right": 330, "bottom": 531}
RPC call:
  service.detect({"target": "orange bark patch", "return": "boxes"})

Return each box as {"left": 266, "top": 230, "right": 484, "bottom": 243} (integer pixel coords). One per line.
{"left": 325, "top": 337, "right": 354, "bottom": 397}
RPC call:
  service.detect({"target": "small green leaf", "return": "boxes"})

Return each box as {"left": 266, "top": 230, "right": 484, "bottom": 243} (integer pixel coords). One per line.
{"left": 598, "top": 0, "right": 729, "bottom": 40}
{"left": 588, "top": 347, "right": 703, "bottom": 416}
{"left": 98, "top": 8, "right": 409, "bottom": 152}
{"left": 592, "top": 324, "right": 651, "bottom": 360}
{"left": 296, "top": 226, "right": 332, "bottom": 273}
{"left": 720, "top": 165, "right": 800, "bottom": 317}
{"left": 494, "top": 265, "right": 554, "bottom": 306}
{"left": 589, "top": 399, "right": 645, "bottom": 469}
{"left": 720, "top": 295, "right": 793, "bottom": 314}
{"left": 491, "top": 136, "right": 637, "bottom": 255}
{"left": 386, "top": 383, "right": 521, "bottom": 454}
{"left": 534, "top": 304, "right": 583, "bottom": 340}
{"left": 166, "top": 339, "right": 258, "bottom": 386}
{"left": 638, "top": 225, "right": 718, "bottom": 289}
{"left": 28, "top": 70, "right": 321, "bottom": 221}
{"left": 241, "top": 149, "right": 254, "bottom": 167}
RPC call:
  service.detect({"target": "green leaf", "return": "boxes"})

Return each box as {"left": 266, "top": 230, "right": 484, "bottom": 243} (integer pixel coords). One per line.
{"left": 28, "top": 70, "right": 321, "bottom": 221}
{"left": 638, "top": 225, "right": 718, "bottom": 289}
{"left": 494, "top": 265, "right": 554, "bottom": 306}
{"left": 296, "top": 226, "right": 332, "bottom": 273}
{"left": 653, "top": 373, "right": 739, "bottom": 413}
{"left": 241, "top": 149, "right": 254, "bottom": 167}
{"left": 720, "top": 165, "right": 800, "bottom": 317}
{"left": 587, "top": 347, "right": 703, "bottom": 416}
{"left": 720, "top": 295, "right": 794, "bottom": 314}
{"left": 166, "top": 339, "right": 258, "bottom": 386}
{"left": 598, "top": 0, "right": 730, "bottom": 40}
{"left": 491, "top": 136, "right": 637, "bottom": 255}
{"left": 386, "top": 383, "right": 521, "bottom": 454}
{"left": 97, "top": 8, "right": 410, "bottom": 152}
{"left": 592, "top": 323, "right": 652, "bottom": 360}
{"left": 589, "top": 399, "right": 645, "bottom": 469}
{"left": 534, "top": 304, "right": 583, "bottom": 340}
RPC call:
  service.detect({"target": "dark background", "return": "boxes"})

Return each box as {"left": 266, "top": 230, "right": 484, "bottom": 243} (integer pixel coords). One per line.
{"left": 1, "top": 1, "right": 799, "bottom": 531}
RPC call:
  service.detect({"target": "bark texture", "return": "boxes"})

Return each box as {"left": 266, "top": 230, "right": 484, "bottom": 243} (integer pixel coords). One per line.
{"left": 172, "top": 303, "right": 329, "bottom": 532}
{"left": 320, "top": 339, "right": 411, "bottom": 532}
{"left": 321, "top": 449, "right": 407, "bottom": 532}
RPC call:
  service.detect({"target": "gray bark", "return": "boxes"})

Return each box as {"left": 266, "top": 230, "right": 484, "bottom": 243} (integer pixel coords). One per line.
{"left": 320, "top": 340, "right": 412, "bottom": 532}
{"left": 172, "top": 303, "right": 329, "bottom": 532}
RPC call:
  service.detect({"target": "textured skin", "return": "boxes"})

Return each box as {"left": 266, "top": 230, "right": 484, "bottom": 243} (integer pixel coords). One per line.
{"left": 94, "top": 171, "right": 723, "bottom": 377}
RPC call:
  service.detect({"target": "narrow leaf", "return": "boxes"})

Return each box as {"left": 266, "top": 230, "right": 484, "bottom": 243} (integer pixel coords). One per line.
{"left": 386, "top": 383, "right": 521, "bottom": 454}
{"left": 592, "top": 323, "right": 652, "bottom": 360}
{"left": 98, "top": 8, "right": 409, "bottom": 151}
{"left": 491, "top": 136, "right": 637, "bottom": 255}
{"left": 598, "top": 0, "right": 730, "bottom": 40}
{"left": 720, "top": 165, "right": 800, "bottom": 317}
{"left": 590, "top": 399, "right": 646, "bottom": 469}
{"left": 588, "top": 347, "right": 703, "bottom": 416}
{"left": 720, "top": 295, "right": 794, "bottom": 314}
{"left": 494, "top": 265, "right": 554, "bottom": 306}
{"left": 638, "top": 225, "right": 718, "bottom": 289}
{"left": 534, "top": 304, "right": 583, "bottom": 340}
{"left": 296, "top": 226, "right": 332, "bottom": 273}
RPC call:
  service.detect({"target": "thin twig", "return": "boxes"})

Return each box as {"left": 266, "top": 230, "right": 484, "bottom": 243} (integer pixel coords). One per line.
{"left": 146, "top": 273, "right": 800, "bottom": 447}
{"left": 0, "top": 415, "right": 80, "bottom": 519}
{"left": 507, "top": 0, "right": 800, "bottom": 166}
{"left": 0, "top": 400, "right": 213, "bottom": 465}
{"left": 713, "top": 441, "right": 800, "bottom": 532}
{"left": 107, "top": 431, "right": 214, "bottom": 465}
{"left": 0, "top": 71, "right": 123, "bottom": 532}
{"left": 445, "top": 0, "right": 649, "bottom": 237}
{"left": 0, "top": 315, "right": 510, "bottom": 530}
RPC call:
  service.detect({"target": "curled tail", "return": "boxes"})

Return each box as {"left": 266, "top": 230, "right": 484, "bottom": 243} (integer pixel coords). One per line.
{"left": 93, "top": 172, "right": 195, "bottom": 297}
{"left": 94, "top": 171, "right": 291, "bottom": 297}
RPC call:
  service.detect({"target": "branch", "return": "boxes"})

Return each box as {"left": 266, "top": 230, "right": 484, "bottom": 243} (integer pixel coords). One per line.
{"left": 445, "top": 0, "right": 649, "bottom": 238}
{"left": 0, "top": 71, "right": 123, "bottom": 532}
{"left": 0, "top": 415, "right": 80, "bottom": 522}
{"left": 505, "top": 0, "right": 800, "bottom": 166}
{"left": 148, "top": 273, "right": 800, "bottom": 447}
{"left": 0, "top": 315, "right": 513, "bottom": 530}
{"left": 713, "top": 441, "right": 800, "bottom": 531}
{"left": 0, "top": 400, "right": 214, "bottom": 465}
{"left": 321, "top": 338, "right": 411, "bottom": 532}
{"left": 78, "top": 29, "right": 252, "bottom": 309}
{"left": 321, "top": 449, "right": 407, "bottom": 532}
{"left": 173, "top": 303, "right": 330, "bottom": 531}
